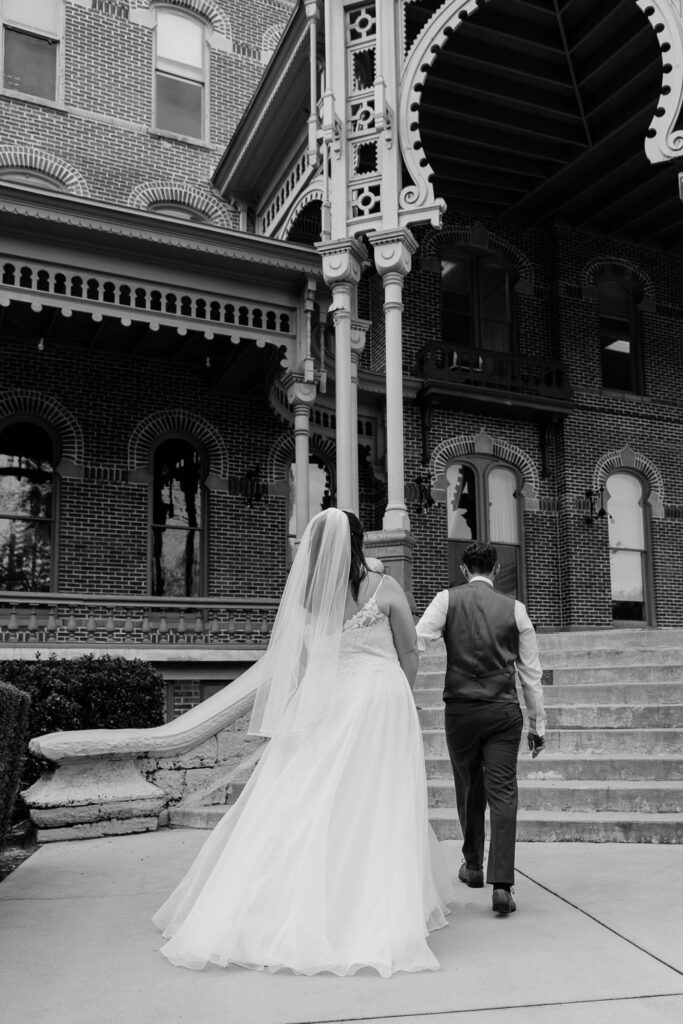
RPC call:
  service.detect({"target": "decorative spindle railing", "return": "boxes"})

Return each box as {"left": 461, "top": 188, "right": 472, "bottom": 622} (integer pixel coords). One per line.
{"left": 419, "top": 342, "right": 573, "bottom": 402}
{"left": 0, "top": 594, "right": 279, "bottom": 648}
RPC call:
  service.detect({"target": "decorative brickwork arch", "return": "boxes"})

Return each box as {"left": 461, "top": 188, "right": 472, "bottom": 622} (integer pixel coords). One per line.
{"left": 421, "top": 223, "right": 534, "bottom": 286}
{"left": 127, "top": 181, "right": 234, "bottom": 227}
{"left": 582, "top": 257, "right": 656, "bottom": 304}
{"left": 128, "top": 410, "right": 229, "bottom": 486}
{"left": 430, "top": 429, "right": 540, "bottom": 511}
{"left": 0, "top": 146, "right": 90, "bottom": 197}
{"left": 0, "top": 390, "right": 85, "bottom": 474}
{"left": 262, "top": 22, "right": 287, "bottom": 60}
{"left": 130, "top": 0, "right": 231, "bottom": 36}
{"left": 594, "top": 445, "right": 665, "bottom": 519}
{"left": 267, "top": 430, "right": 336, "bottom": 486}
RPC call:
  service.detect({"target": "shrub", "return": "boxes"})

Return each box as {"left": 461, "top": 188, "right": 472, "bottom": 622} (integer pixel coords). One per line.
{"left": 0, "top": 683, "right": 31, "bottom": 850}
{"left": 0, "top": 655, "right": 165, "bottom": 794}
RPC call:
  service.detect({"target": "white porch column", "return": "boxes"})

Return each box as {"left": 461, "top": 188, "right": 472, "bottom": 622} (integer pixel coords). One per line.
{"left": 285, "top": 375, "right": 317, "bottom": 540}
{"left": 317, "top": 239, "right": 366, "bottom": 511}
{"left": 349, "top": 319, "right": 369, "bottom": 515}
{"left": 371, "top": 228, "right": 418, "bottom": 532}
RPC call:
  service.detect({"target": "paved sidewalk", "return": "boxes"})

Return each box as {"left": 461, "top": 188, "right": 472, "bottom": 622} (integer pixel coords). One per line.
{"left": 1, "top": 830, "right": 682, "bottom": 1024}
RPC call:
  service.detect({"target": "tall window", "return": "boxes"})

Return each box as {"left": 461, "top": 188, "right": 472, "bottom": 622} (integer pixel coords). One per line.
{"left": 441, "top": 253, "right": 513, "bottom": 351}
{"left": 155, "top": 9, "right": 205, "bottom": 140}
{"left": 607, "top": 472, "right": 649, "bottom": 622}
{"left": 0, "top": 422, "right": 55, "bottom": 591}
{"left": 1, "top": 0, "right": 60, "bottom": 101}
{"left": 598, "top": 278, "right": 642, "bottom": 393}
{"left": 446, "top": 458, "right": 523, "bottom": 598}
{"left": 151, "top": 438, "right": 204, "bottom": 597}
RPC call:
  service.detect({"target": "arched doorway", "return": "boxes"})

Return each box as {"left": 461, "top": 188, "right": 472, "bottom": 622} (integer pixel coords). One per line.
{"left": 446, "top": 457, "right": 523, "bottom": 599}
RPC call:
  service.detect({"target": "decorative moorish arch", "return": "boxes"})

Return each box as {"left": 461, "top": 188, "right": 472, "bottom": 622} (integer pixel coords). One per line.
{"left": 593, "top": 445, "right": 665, "bottom": 519}
{"left": 267, "top": 429, "right": 337, "bottom": 487}
{"left": 0, "top": 390, "right": 85, "bottom": 476}
{"left": 420, "top": 223, "right": 535, "bottom": 287}
{"left": 128, "top": 0, "right": 231, "bottom": 36}
{"left": 127, "top": 181, "right": 234, "bottom": 227}
{"left": 398, "top": 0, "right": 683, "bottom": 221}
{"left": 429, "top": 428, "right": 540, "bottom": 511}
{"left": 0, "top": 146, "right": 90, "bottom": 197}
{"left": 127, "top": 409, "right": 229, "bottom": 487}
{"left": 278, "top": 184, "right": 324, "bottom": 242}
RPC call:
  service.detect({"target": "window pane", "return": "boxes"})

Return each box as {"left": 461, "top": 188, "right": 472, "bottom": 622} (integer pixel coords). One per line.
{"left": 156, "top": 72, "right": 202, "bottom": 138}
{"left": 607, "top": 473, "right": 644, "bottom": 550}
{"left": 0, "top": 517, "right": 52, "bottom": 591}
{"left": 494, "top": 543, "right": 519, "bottom": 599}
{"left": 4, "top": 28, "right": 56, "bottom": 99}
{"left": 288, "top": 460, "right": 330, "bottom": 549}
{"left": 441, "top": 259, "right": 470, "bottom": 295}
{"left": 481, "top": 320, "right": 511, "bottom": 352}
{"left": 601, "top": 328, "right": 634, "bottom": 390}
{"left": 157, "top": 12, "right": 203, "bottom": 67}
{"left": 152, "top": 439, "right": 202, "bottom": 597}
{"left": 597, "top": 280, "right": 631, "bottom": 316}
{"left": 480, "top": 261, "right": 510, "bottom": 323}
{"left": 0, "top": 423, "right": 53, "bottom": 518}
{"left": 5, "top": 0, "right": 59, "bottom": 35}
{"left": 447, "top": 463, "right": 476, "bottom": 540}
{"left": 488, "top": 467, "right": 519, "bottom": 544}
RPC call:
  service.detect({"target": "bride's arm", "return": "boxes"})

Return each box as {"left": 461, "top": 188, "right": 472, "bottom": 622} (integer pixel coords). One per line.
{"left": 376, "top": 576, "right": 419, "bottom": 688}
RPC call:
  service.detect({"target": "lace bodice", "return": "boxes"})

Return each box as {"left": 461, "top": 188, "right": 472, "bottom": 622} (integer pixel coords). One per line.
{"left": 340, "top": 585, "right": 397, "bottom": 661}
{"left": 342, "top": 592, "right": 385, "bottom": 632}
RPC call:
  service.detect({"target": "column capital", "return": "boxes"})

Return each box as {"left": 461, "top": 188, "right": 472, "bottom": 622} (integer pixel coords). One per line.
{"left": 370, "top": 227, "right": 418, "bottom": 278}
{"left": 283, "top": 372, "right": 317, "bottom": 408}
{"left": 351, "top": 317, "right": 372, "bottom": 356}
{"left": 316, "top": 237, "right": 369, "bottom": 287}
{"left": 304, "top": 0, "right": 322, "bottom": 20}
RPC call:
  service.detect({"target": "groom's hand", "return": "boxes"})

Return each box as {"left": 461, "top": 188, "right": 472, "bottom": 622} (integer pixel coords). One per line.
{"left": 527, "top": 732, "right": 545, "bottom": 758}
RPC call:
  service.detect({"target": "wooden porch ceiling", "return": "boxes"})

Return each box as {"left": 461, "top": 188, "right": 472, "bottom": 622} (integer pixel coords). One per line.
{"left": 409, "top": 0, "right": 683, "bottom": 253}
{"left": 0, "top": 300, "right": 281, "bottom": 398}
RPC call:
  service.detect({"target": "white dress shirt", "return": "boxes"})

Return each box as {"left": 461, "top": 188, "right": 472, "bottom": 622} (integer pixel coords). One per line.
{"left": 416, "top": 577, "right": 546, "bottom": 737}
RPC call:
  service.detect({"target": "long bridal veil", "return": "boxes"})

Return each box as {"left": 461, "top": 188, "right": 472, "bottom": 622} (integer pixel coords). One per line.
{"left": 248, "top": 506, "right": 350, "bottom": 738}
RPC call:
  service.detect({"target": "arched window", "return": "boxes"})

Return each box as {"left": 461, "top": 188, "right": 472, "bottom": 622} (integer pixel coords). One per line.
{"left": 0, "top": 421, "right": 56, "bottom": 591}
{"left": 154, "top": 8, "right": 206, "bottom": 141}
{"left": 1, "top": 0, "right": 61, "bottom": 102}
{"left": 151, "top": 437, "right": 205, "bottom": 596}
{"left": 446, "top": 458, "right": 523, "bottom": 598}
{"left": 441, "top": 252, "right": 513, "bottom": 352}
{"left": 287, "top": 456, "right": 332, "bottom": 552}
{"left": 597, "top": 277, "right": 642, "bottom": 393}
{"left": 0, "top": 168, "right": 65, "bottom": 191}
{"left": 148, "top": 202, "right": 209, "bottom": 223}
{"left": 607, "top": 471, "right": 650, "bottom": 623}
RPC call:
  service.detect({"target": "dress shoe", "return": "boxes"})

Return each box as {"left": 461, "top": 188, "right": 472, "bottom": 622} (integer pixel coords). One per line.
{"left": 492, "top": 888, "right": 516, "bottom": 914}
{"left": 458, "top": 863, "right": 484, "bottom": 888}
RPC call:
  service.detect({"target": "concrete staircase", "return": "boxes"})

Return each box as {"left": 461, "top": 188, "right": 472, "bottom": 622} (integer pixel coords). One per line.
{"left": 171, "top": 628, "right": 683, "bottom": 842}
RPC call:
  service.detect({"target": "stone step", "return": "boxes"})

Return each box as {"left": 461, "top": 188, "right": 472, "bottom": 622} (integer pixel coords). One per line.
{"left": 542, "top": 648, "right": 683, "bottom": 670}
{"left": 417, "top": 703, "right": 683, "bottom": 730}
{"left": 428, "top": 808, "right": 683, "bottom": 843}
{"left": 552, "top": 664, "right": 683, "bottom": 685}
{"left": 428, "top": 778, "right": 683, "bottom": 813}
{"left": 414, "top": 682, "right": 683, "bottom": 707}
{"left": 425, "top": 754, "right": 683, "bottom": 781}
{"left": 422, "top": 727, "right": 683, "bottom": 757}
{"left": 537, "top": 628, "right": 683, "bottom": 653}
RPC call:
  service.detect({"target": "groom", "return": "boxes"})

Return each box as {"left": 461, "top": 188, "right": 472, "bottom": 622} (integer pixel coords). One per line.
{"left": 416, "top": 541, "right": 546, "bottom": 915}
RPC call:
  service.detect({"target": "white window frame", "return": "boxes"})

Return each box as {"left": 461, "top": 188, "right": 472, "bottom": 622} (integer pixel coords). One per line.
{"left": 153, "top": 6, "right": 209, "bottom": 144}
{"left": 0, "top": 0, "right": 64, "bottom": 106}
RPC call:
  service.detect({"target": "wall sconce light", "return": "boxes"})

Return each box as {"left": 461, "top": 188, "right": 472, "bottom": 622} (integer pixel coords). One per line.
{"left": 244, "top": 465, "right": 265, "bottom": 508}
{"left": 414, "top": 474, "right": 436, "bottom": 515}
{"left": 585, "top": 486, "right": 606, "bottom": 525}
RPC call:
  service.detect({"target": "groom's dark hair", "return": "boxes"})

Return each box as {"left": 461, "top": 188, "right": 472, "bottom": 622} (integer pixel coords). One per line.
{"left": 462, "top": 541, "right": 498, "bottom": 575}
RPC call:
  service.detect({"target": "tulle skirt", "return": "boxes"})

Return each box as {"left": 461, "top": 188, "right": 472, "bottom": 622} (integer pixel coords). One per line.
{"left": 153, "top": 649, "right": 454, "bottom": 976}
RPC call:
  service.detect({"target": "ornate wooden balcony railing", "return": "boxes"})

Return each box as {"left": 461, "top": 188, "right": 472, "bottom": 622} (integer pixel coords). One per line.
{"left": 0, "top": 593, "right": 279, "bottom": 649}
{"left": 419, "top": 342, "right": 573, "bottom": 404}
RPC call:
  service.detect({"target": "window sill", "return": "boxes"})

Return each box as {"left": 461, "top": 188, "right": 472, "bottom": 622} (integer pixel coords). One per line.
{"left": 0, "top": 89, "right": 66, "bottom": 114}
{"left": 149, "top": 128, "right": 211, "bottom": 151}
{"left": 601, "top": 388, "right": 650, "bottom": 404}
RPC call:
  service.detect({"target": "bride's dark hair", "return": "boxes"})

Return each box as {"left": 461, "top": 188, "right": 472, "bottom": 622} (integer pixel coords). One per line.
{"left": 344, "top": 510, "right": 369, "bottom": 601}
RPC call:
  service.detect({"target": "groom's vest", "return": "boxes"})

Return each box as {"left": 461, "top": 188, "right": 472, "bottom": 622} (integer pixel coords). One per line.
{"left": 443, "top": 582, "right": 519, "bottom": 705}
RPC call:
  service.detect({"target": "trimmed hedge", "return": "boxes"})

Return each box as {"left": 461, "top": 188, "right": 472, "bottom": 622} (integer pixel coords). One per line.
{"left": 0, "top": 683, "right": 31, "bottom": 850}
{"left": 0, "top": 655, "right": 165, "bottom": 794}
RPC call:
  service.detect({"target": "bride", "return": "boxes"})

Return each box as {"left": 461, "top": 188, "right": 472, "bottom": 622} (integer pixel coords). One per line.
{"left": 153, "top": 507, "right": 454, "bottom": 976}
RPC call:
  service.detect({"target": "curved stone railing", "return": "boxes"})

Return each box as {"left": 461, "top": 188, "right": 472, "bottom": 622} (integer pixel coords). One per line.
{"left": 23, "top": 656, "right": 267, "bottom": 842}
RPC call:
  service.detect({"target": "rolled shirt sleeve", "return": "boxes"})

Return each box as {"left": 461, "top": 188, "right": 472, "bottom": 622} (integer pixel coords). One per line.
{"left": 415, "top": 590, "right": 449, "bottom": 652}
{"left": 514, "top": 601, "right": 546, "bottom": 737}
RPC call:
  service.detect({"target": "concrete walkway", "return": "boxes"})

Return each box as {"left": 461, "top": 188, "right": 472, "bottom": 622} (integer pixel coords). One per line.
{"left": 1, "top": 830, "right": 682, "bottom": 1024}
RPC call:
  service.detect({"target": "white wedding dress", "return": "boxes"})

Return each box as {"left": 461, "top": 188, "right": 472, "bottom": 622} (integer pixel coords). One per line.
{"left": 153, "top": 586, "right": 454, "bottom": 976}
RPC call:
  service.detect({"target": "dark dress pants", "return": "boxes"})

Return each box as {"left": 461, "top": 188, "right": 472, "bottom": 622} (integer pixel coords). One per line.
{"left": 445, "top": 700, "right": 523, "bottom": 885}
